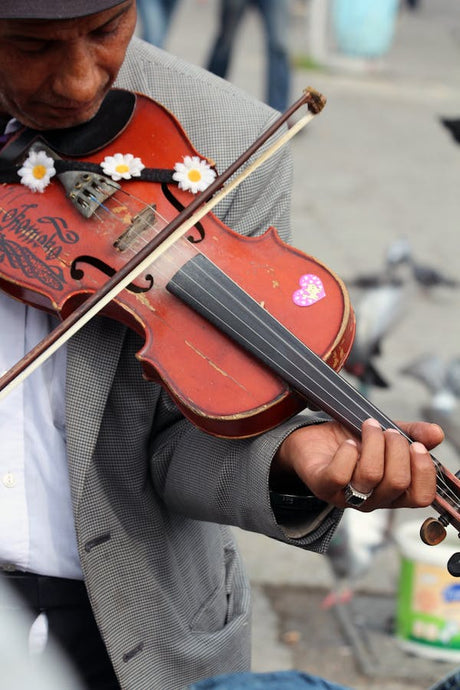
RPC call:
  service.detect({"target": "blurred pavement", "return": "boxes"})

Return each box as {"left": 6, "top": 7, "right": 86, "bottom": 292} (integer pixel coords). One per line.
{"left": 165, "top": 2, "right": 460, "bottom": 688}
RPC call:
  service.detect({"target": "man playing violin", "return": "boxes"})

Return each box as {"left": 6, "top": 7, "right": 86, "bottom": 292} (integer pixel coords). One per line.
{"left": 0, "top": 1, "right": 443, "bottom": 689}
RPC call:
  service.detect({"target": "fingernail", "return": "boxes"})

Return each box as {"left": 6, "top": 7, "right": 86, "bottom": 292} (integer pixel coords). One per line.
{"left": 364, "top": 418, "right": 381, "bottom": 428}
{"left": 345, "top": 439, "right": 358, "bottom": 447}
{"left": 412, "top": 442, "right": 427, "bottom": 454}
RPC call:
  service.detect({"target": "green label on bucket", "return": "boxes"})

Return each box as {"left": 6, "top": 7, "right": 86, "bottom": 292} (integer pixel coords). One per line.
{"left": 397, "top": 557, "right": 460, "bottom": 650}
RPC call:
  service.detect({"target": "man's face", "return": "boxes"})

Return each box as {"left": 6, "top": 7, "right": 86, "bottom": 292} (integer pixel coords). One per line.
{"left": 0, "top": 0, "right": 136, "bottom": 131}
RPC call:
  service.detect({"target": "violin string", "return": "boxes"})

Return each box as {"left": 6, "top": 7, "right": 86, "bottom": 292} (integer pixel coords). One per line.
{"left": 95, "top": 191, "right": 457, "bottom": 507}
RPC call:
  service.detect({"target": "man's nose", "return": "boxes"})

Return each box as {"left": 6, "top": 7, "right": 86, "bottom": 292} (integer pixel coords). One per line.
{"left": 50, "top": 42, "right": 102, "bottom": 102}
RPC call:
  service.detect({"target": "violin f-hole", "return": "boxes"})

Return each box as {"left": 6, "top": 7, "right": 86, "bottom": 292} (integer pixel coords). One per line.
{"left": 160, "top": 183, "right": 205, "bottom": 244}
{"left": 70, "top": 255, "right": 154, "bottom": 294}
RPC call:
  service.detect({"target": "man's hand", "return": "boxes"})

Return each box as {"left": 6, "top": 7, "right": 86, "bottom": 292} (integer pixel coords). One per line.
{"left": 272, "top": 418, "right": 444, "bottom": 511}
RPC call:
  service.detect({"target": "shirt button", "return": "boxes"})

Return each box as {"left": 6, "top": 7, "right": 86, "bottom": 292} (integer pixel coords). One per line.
{"left": 2, "top": 473, "right": 16, "bottom": 488}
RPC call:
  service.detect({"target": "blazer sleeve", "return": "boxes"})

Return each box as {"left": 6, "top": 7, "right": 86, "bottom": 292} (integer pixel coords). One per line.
{"left": 148, "top": 387, "right": 341, "bottom": 555}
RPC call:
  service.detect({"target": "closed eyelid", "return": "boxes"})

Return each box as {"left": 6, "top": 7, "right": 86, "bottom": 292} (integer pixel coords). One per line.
{"left": 5, "top": 37, "right": 50, "bottom": 54}
{"left": 5, "top": 35, "right": 47, "bottom": 44}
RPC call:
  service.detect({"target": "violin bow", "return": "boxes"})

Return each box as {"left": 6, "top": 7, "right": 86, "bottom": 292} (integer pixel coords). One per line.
{"left": 0, "top": 87, "right": 326, "bottom": 400}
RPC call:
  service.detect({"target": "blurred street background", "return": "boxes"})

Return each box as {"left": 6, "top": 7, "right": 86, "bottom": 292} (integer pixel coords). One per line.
{"left": 151, "top": 2, "right": 460, "bottom": 688}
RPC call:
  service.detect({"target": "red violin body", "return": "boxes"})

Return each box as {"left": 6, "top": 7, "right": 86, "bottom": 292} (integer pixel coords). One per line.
{"left": 0, "top": 89, "right": 355, "bottom": 437}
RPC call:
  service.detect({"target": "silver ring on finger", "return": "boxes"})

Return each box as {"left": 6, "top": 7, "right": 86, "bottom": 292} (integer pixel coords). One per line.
{"left": 344, "top": 483, "right": 373, "bottom": 507}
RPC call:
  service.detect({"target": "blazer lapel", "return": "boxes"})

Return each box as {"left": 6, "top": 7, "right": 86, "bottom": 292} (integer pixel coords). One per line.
{"left": 65, "top": 317, "right": 127, "bottom": 505}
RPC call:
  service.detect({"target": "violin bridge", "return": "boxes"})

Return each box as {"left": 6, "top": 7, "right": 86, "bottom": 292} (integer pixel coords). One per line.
{"left": 114, "top": 206, "right": 157, "bottom": 252}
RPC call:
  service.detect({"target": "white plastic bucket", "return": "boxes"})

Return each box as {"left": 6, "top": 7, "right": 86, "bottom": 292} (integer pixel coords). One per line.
{"left": 396, "top": 521, "right": 460, "bottom": 661}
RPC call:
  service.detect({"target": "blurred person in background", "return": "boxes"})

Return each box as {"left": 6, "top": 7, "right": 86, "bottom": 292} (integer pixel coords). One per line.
{"left": 136, "top": 0, "right": 180, "bottom": 47}
{"left": 0, "top": 577, "right": 84, "bottom": 689}
{"left": 206, "top": 0, "right": 291, "bottom": 113}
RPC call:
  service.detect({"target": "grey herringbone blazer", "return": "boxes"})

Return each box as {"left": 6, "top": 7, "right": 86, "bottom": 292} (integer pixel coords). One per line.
{"left": 65, "top": 38, "right": 340, "bottom": 690}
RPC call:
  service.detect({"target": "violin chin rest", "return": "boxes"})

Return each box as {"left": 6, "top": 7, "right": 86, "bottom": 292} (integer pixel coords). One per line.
{"left": 0, "top": 89, "right": 136, "bottom": 169}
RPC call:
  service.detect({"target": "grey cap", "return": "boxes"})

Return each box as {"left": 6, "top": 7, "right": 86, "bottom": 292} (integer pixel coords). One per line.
{"left": 0, "top": 0, "right": 129, "bottom": 19}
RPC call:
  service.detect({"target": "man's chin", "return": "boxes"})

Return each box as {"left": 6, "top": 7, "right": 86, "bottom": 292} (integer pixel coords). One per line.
{"left": 25, "top": 101, "right": 105, "bottom": 131}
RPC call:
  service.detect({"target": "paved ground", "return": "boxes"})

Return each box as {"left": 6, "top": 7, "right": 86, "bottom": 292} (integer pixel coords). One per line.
{"left": 164, "top": 2, "right": 460, "bottom": 688}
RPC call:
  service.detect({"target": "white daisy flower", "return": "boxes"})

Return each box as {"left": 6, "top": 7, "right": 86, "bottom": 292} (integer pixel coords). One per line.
{"left": 173, "top": 155, "right": 216, "bottom": 194}
{"left": 18, "top": 150, "right": 56, "bottom": 193}
{"left": 101, "top": 153, "right": 145, "bottom": 181}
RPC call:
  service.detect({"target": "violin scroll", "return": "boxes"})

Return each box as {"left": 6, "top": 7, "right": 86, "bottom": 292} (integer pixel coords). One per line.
{"left": 419, "top": 464, "right": 460, "bottom": 574}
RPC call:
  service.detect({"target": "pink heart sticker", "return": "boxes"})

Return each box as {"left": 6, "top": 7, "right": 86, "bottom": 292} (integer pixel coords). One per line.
{"left": 292, "top": 274, "right": 326, "bottom": 307}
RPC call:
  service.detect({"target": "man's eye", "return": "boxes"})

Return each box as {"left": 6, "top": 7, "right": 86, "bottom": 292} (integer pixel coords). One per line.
{"left": 93, "top": 18, "right": 121, "bottom": 37}
{"left": 13, "top": 40, "right": 48, "bottom": 53}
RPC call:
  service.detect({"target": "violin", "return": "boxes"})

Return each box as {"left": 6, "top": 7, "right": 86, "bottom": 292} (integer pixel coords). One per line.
{"left": 0, "top": 88, "right": 459, "bottom": 570}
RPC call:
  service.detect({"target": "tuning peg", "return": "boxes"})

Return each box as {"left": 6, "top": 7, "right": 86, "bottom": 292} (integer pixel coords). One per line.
{"left": 447, "top": 552, "right": 460, "bottom": 577}
{"left": 420, "top": 517, "right": 447, "bottom": 546}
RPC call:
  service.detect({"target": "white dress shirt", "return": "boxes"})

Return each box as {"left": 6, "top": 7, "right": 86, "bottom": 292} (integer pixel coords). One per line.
{"left": 0, "top": 291, "right": 82, "bottom": 579}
